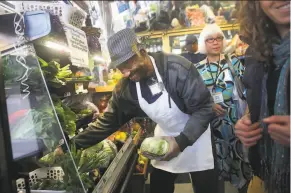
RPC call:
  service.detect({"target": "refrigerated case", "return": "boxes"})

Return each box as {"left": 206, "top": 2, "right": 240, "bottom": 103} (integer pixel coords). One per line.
{"left": 1, "top": 45, "right": 144, "bottom": 193}
{"left": 0, "top": 7, "right": 150, "bottom": 193}
{"left": 1, "top": 44, "right": 86, "bottom": 193}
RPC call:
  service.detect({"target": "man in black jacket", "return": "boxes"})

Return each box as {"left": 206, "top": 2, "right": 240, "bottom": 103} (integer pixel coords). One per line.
{"left": 181, "top": 35, "right": 206, "bottom": 64}
{"left": 65, "top": 28, "right": 218, "bottom": 193}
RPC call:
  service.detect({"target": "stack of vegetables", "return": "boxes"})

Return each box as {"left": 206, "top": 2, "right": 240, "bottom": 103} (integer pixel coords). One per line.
{"left": 38, "top": 57, "right": 93, "bottom": 89}
{"left": 52, "top": 96, "right": 77, "bottom": 137}
{"left": 37, "top": 140, "right": 117, "bottom": 191}
{"left": 38, "top": 57, "right": 72, "bottom": 88}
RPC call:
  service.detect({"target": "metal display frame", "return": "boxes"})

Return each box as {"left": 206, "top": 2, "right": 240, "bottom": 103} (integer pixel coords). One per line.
{"left": 0, "top": 52, "right": 17, "bottom": 193}
{"left": 93, "top": 137, "right": 136, "bottom": 193}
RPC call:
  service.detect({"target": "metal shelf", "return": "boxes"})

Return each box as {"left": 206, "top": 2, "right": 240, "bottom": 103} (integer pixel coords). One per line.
{"left": 93, "top": 137, "right": 135, "bottom": 193}
{"left": 95, "top": 85, "right": 115, "bottom": 93}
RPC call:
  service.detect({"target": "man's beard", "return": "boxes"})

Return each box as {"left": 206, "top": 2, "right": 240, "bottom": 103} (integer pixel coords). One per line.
{"left": 129, "top": 64, "right": 148, "bottom": 80}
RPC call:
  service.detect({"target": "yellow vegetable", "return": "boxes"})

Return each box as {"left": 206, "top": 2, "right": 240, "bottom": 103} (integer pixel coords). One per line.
{"left": 119, "top": 132, "right": 127, "bottom": 141}
{"left": 115, "top": 135, "right": 121, "bottom": 141}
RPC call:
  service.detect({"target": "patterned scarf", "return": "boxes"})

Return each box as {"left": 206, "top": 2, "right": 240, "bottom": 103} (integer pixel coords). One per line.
{"left": 259, "top": 33, "right": 290, "bottom": 193}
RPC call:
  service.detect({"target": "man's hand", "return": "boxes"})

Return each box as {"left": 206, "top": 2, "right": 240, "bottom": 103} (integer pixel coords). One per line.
{"left": 160, "top": 136, "right": 181, "bottom": 161}
{"left": 93, "top": 112, "right": 99, "bottom": 120}
{"left": 213, "top": 104, "right": 226, "bottom": 116}
{"left": 235, "top": 114, "right": 263, "bottom": 147}
{"left": 54, "top": 146, "right": 64, "bottom": 156}
{"left": 264, "top": 115, "right": 290, "bottom": 147}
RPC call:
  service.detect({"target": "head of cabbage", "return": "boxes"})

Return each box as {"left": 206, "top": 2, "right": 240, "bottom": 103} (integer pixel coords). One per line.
{"left": 140, "top": 137, "right": 169, "bottom": 160}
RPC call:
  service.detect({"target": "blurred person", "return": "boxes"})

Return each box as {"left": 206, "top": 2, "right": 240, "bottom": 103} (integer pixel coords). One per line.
{"left": 236, "top": 1, "right": 290, "bottom": 193}
{"left": 181, "top": 35, "right": 206, "bottom": 64}
{"left": 195, "top": 23, "right": 252, "bottom": 193}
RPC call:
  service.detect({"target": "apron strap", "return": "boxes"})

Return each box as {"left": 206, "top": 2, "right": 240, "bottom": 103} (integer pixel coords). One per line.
{"left": 149, "top": 56, "right": 172, "bottom": 108}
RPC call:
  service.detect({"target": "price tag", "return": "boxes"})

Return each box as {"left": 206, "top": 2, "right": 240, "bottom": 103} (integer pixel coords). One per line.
{"left": 149, "top": 83, "right": 162, "bottom": 96}
{"left": 75, "top": 83, "right": 88, "bottom": 94}
{"left": 212, "top": 92, "right": 224, "bottom": 104}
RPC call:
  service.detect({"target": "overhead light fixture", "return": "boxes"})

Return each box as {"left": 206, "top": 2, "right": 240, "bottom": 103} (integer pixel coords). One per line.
{"left": 45, "top": 41, "right": 70, "bottom": 52}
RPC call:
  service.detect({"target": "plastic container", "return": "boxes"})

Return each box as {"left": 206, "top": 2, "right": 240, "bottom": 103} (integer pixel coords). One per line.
{"left": 16, "top": 167, "right": 65, "bottom": 192}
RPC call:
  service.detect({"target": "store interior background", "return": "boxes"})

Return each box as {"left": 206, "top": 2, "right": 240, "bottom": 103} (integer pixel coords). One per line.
{"left": 0, "top": 1, "right": 268, "bottom": 193}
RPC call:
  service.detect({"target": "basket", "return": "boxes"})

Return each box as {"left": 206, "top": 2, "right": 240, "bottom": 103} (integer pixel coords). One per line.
{"left": 16, "top": 167, "right": 65, "bottom": 192}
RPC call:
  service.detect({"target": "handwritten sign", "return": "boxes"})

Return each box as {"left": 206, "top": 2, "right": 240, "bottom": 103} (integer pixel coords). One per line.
{"left": 63, "top": 23, "right": 89, "bottom": 68}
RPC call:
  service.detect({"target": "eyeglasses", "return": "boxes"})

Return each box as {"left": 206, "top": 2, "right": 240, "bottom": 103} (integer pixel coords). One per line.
{"left": 205, "top": 36, "right": 224, "bottom": 43}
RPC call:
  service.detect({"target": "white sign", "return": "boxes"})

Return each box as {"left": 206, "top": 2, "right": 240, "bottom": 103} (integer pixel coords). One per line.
{"left": 64, "top": 23, "right": 89, "bottom": 68}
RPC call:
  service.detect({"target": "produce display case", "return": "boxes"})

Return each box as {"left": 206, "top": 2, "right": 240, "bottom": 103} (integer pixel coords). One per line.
{"left": 0, "top": 7, "right": 147, "bottom": 193}
{"left": 1, "top": 43, "right": 85, "bottom": 193}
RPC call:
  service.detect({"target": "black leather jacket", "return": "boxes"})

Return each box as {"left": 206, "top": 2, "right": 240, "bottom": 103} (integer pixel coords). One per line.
{"left": 72, "top": 52, "right": 213, "bottom": 151}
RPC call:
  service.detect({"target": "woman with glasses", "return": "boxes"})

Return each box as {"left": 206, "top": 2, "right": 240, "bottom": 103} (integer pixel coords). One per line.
{"left": 194, "top": 23, "right": 252, "bottom": 193}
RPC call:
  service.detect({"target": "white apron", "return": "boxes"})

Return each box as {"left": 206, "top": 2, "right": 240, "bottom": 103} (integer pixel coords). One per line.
{"left": 136, "top": 56, "right": 214, "bottom": 173}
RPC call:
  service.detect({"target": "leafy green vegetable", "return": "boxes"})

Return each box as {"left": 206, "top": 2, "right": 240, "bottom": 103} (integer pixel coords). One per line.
{"left": 140, "top": 137, "right": 169, "bottom": 159}
{"left": 38, "top": 152, "right": 56, "bottom": 166}
{"left": 58, "top": 143, "right": 94, "bottom": 192}
{"left": 52, "top": 97, "right": 77, "bottom": 136}
{"left": 38, "top": 140, "right": 117, "bottom": 191}
{"left": 11, "top": 104, "right": 61, "bottom": 151}
{"left": 38, "top": 57, "right": 72, "bottom": 88}
{"left": 2, "top": 56, "right": 25, "bottom": 84}
{"left": 31, "top": 179, "right": 65, "bottom": 190}
{"left": 81, "top": 140, "right": 117, "bottom": 170}
{"left": 57, "top": 64, "right": 72, "bottom": 79}
{"left": 3, "top": 55, "right": 44, "bottom": 93}
{"left": 77, "top": 109, "right": 93, "bottom": 119}
{"left": 79, "top": 109, "right": 93, "bottom": 115}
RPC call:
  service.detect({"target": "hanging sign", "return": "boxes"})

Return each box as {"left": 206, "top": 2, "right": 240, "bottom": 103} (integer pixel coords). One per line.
{"left": 63, "top": 23, "right": 89, "bottom": 68}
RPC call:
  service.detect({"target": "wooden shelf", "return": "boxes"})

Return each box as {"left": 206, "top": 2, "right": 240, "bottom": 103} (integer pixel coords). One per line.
{"left": 95, "top": 85, "right": 115, "bottom": 93}
{"left": 136, "top": 23, "right": 239, "bottom": 37}
{"left": 137, "top": 23, "right": 240, "bottom": 53}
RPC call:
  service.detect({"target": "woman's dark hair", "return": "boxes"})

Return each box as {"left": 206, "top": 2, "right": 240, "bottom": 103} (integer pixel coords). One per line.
{"left": 239, "top": 1, "right": 278, "bottom": 64}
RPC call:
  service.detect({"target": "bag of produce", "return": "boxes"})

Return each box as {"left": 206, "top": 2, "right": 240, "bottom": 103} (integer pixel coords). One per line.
{"left": 140, "top": 137, "right": 169, "bottom": 160}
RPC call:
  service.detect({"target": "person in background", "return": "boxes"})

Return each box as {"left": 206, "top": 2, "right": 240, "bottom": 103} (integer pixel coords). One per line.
{"left": 236, "top": 1, "right": 290, "bottom": 193}
{"left": 181, "top": 35, "right": 206, "bottom": 64}
{"left": 58, "top": 28, "right": 219, "bottom": 193}
{"left": 194, "top": 23, "right": 252, "bottom": 193}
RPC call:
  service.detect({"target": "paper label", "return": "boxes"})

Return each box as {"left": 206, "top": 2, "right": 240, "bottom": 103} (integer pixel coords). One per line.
{"left": 64, "top": 23, "right": 89, "bottom": 68}
{"left": 212, "top": 92, "right": 224, "bottom": 104}
{"left": 149, "top": 83, "right": 162, "bottom": 96}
